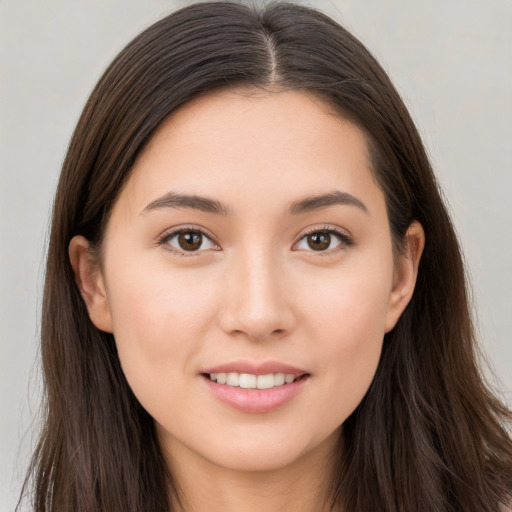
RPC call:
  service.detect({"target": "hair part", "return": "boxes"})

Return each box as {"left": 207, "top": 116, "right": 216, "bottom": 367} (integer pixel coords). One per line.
{"left": 19, "top": 2, "right": 512, "bottom": 511}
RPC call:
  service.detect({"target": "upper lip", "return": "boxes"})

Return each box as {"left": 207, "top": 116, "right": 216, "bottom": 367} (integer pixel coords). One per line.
{"left": 202, "top": 360, "right": 309, "bottom": 376}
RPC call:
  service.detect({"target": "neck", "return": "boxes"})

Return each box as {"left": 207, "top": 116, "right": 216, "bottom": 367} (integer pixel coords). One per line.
{"left": 162, "top": 431, "right": 341, "bottom": 512}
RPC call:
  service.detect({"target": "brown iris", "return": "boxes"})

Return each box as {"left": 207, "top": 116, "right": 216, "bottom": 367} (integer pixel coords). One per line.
{"left": 178, "top": 231, "right": 203, "bottom": 251}
{"left": 307, "top": 232, "right": 331, "bottom": 251}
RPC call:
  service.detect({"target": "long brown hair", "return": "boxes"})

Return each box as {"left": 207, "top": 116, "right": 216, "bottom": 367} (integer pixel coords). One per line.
{"left": 19, "top": 2, "right": 512, "bottom": 511}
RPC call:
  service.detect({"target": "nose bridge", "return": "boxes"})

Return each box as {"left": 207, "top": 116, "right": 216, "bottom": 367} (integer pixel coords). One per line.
{"left": 219, "top": 244, "right": 293, "bottom": 340}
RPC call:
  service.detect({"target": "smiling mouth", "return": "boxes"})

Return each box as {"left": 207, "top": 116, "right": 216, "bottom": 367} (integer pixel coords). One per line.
{"left": 203, "top": 372, "right": 308, "bottom": 389}
{"left": 202, "top": 369, "right": 310, "bottom": 413}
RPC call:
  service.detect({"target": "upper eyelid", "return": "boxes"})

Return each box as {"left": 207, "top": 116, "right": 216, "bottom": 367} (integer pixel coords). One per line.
{"left": 292, "top": 226, "right": 354, "bottom": 253}
{"left": 296, "top": 225, "right": 352, "bottom": 241}
{"left": 157, "top": 225, "right": 217, "bottom": 243}
{"left": 157, "top": 228, "right": 220, "bottom": 257}
{"left": 156, "top": 224, "right": 352, "bottom": 250}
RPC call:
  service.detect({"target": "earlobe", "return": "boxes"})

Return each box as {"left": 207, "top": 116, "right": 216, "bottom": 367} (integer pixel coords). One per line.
{"left": 385, "top": 221, "right": 425, "bottom": 332}
{"left": 68, "top": 235, "right": 113, "bottom": 333}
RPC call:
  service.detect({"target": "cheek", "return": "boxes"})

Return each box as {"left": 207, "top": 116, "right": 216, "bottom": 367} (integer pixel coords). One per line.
{"left": 103, "top": 261, "right": 219, "bottom": 410}
{"left": 299, "top": 258, "right": 393, "bottom": 416}
{"left": 302, "top": 257, "right": 392, "bottom": 347}
{"left": 106, "top": 259, "right": 217, "bottom": 344}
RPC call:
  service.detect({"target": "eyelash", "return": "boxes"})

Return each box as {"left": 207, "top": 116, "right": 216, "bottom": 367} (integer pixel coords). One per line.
{"left": 295, "top": 226, "right": 354, "bottom": 255}
{"left": 156, "top": 225, "right": 354, "bottom": 256}
{"left": 156, "top": 226, "right": 220, "bottom": 257}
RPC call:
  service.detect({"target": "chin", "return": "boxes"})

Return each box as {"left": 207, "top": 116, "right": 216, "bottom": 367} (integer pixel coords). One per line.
{"left": 186, "top": 426, "right": 341, "bottom": 475}
{"left": 211, "top": 446, "right": 305, "bottom": 473}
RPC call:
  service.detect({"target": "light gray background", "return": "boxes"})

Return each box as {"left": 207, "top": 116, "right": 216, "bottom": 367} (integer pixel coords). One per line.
{"left": 1, "top": 0, "right": 511, "bottom": 509}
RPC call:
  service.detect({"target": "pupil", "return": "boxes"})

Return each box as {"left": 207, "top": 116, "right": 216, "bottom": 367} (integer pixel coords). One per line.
{"left": 308, "top": 232, "right": 330, "bottom": 251}
{"left": 178, "top": 231, "right": 202, "bottom": 251}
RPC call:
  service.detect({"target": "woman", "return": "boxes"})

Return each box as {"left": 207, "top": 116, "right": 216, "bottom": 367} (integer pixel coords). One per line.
{"left": 18, "top": 2, "right": 512, "bottom": 511}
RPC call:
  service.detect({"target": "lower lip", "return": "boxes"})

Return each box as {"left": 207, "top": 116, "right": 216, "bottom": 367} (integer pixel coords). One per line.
{"left": 202, "top": 375, "right": 309, "bottom": 414}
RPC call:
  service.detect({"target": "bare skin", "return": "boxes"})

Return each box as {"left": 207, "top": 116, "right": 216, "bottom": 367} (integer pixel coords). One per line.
{"left": 70, "top": 89, "right": 424, "bottom": 512}
{"left": 166, "top": 428, "right": 337, "bottom": 512}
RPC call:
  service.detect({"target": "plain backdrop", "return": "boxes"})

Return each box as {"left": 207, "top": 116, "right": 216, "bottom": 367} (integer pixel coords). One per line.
{"left": 1, "top": 0, "right": 511, "bottom": 509}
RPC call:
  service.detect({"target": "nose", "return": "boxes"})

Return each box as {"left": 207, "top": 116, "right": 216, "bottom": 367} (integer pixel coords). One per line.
{"left": 218, "top": 248, "right": 296, "bottom": 342}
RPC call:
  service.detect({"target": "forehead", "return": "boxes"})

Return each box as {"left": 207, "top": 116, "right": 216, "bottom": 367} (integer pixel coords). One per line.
{"left": 118, "top": 88, "right": 384, "bottom": 218}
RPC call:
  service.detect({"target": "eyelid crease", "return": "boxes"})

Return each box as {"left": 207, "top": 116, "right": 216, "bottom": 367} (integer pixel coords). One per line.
{"left": 296, "top": 224, "right": 354, "bottom": 243}
{"left": 293, "top": 225, "right": 354, "bottom": 253}
{"left": 156, "top": 225, "right": 221, "bottom": 255}
{"left": 155, "top": 224, "right": 354, "bottom": 257}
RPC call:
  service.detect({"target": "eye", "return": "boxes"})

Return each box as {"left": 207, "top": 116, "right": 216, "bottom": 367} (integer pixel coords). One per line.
{"left": 161, "top": 229, "right": 218, "bottom": 254}
{"left": 294, "top": 229, "right": 352, "bottom": 252}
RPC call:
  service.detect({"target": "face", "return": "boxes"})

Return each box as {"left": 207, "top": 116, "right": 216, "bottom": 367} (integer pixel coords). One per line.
{"left": 71, "top": 89, "right": 422, "bottom": 475}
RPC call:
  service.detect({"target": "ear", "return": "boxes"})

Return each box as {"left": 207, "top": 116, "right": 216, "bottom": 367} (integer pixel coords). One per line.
{"left": 68, "top": 235, "right": 113, "bottom": 333}
{"left": 385, "top": 221, "right": 425, "bottom": 332}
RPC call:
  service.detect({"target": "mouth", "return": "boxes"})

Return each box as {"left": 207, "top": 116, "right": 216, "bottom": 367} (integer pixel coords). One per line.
{"left": 202, "top": 371, "right": 308, "bottom": 389}
{"left": 200, "top": 363, "right": 310, "bottom": 413}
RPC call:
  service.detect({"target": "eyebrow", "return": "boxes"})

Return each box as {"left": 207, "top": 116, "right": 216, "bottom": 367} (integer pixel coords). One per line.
{"left": 289, "top": 191, "right": 368, "bottom": 215}
{"left": 141, "top": 190, "right": 367, "bottom": 216}
{"left": 142, "top": 192, "right": 231, "bottom": 215}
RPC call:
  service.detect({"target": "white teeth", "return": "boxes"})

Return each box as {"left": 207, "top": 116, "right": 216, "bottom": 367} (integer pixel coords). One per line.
{"left": 285, "top": 374, "right": 295, "bottom": 384}
{"left": 256, "top": 374, "right": 275, "bottom": 389}
{"left": 239, "top": 373, "right": 257, "bottom": 388}
{"left": 208, "top": 372, "right": 299, "bottom": 389}
{"left": 274, "top": 373, "right": 285, "bottom": 386}
{"left": 226, "top": 373, "right": 239, "bottom": 386}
